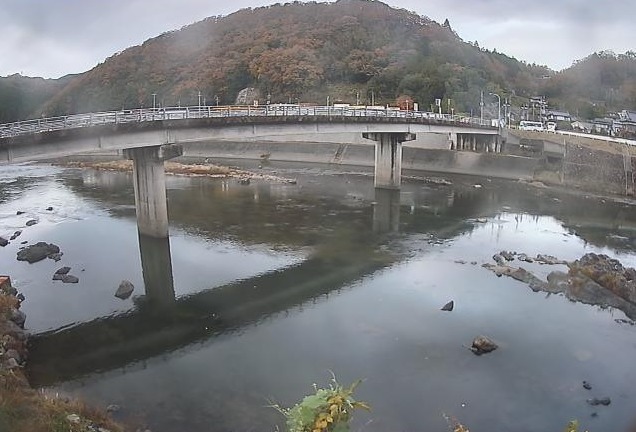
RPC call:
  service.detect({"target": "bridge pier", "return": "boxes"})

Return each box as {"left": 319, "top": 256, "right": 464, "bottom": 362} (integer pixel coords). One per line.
{"left": 363, "top": 132, "right": 415, "bottom": 189}
{"left": 123, "top": 144, "right": 183, "bottom": 238}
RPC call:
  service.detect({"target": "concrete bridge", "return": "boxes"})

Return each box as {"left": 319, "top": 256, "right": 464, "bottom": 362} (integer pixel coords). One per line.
{"left": 0, "top": 105, "right": 498, "bottom": 237}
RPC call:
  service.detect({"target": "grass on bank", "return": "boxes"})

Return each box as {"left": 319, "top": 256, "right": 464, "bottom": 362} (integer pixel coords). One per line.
{"left": 0, "top": 369, "right": 124, "bottom": 432}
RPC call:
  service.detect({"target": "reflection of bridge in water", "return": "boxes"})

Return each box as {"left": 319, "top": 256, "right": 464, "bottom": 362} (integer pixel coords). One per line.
{"left": 27, "top": 238, "right": 387, "bottom": 386}
{"left": 27, "top": 182, "right": 478, "bottom": 386}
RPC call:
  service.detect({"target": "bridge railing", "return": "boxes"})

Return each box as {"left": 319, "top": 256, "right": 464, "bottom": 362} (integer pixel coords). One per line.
{"left": 0, "top": 105, "right": 492, "bottom": 139}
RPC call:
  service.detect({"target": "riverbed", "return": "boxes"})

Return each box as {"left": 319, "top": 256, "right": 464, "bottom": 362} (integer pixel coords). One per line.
{"left": 1, "top": 160, "right": 635, "bottom": 432}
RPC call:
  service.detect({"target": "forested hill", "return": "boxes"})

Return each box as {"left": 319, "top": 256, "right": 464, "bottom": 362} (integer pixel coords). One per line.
{"left": 3, "top": 0, "right": 634, "bottom": 121}
{"left": 543, "top": 51, "right": 636, "bottom": 118}
{"left": 0, "top": 74, "right": 72, "bottom": 123}
{"left": 36, "top": 0, "right": 550, "bottom": 117}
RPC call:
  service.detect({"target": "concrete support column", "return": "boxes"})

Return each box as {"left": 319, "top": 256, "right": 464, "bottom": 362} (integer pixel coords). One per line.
{"left": 363, "top": 132, "right": 415, "bottom": 189}
{"left": 124, "top": 144, "right": 183, "bottom": 238}
{"left": 449, "top": 132, "right": 457, "bottom": 150}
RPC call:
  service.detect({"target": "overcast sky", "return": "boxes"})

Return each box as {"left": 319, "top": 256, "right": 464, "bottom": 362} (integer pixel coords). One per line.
{"left": 1, "top": 0, "right": 634, "bottom": 78}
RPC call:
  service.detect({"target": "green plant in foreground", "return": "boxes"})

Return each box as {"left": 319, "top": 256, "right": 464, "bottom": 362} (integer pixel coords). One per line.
{"left": 564, "top": 420, "right": 590, "bottom": 432}
{"left": 272, "top": 376, "right": 370, "bottom": 432}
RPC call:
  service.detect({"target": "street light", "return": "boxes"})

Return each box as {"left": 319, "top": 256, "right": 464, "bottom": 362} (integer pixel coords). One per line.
{"left": 489, "top": 92, "right": 501, "bottom": 130}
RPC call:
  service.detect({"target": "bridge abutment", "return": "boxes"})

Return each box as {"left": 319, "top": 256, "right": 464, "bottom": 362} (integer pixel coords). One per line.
{"left": 364, "top": 132, "right": 415, "bottom": 189}
{"left": 124, "top": 144, "right": 183, "bottom": 238}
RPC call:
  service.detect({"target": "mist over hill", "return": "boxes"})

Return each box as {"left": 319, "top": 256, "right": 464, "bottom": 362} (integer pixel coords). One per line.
{"left": 1, "top": 0, "right": 635, "bottom": 121}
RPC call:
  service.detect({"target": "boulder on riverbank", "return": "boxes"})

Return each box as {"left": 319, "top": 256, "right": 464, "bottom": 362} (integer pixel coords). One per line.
{"left": 483, "top": 252, "right": 636, "bottom": 320}
{"left": 1, "top": 278, "right": 125, "bottom": 432}
{"left": 16, "top": 242, "right": 61, "bottom": 263}
{"left": 569, "top": 253, "right": 636, "bottom": 304}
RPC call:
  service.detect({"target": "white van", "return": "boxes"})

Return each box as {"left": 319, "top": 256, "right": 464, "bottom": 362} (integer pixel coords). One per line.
{"left": 519, "top": 121, "right": 544, "bottom": 131}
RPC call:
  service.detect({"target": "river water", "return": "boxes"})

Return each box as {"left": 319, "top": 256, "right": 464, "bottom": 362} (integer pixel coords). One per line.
{"left": 1, "top": 160, "right": 635, "bottom": 432}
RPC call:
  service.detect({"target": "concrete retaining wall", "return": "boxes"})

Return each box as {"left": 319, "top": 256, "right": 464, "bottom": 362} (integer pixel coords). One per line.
{"left": 183, "top": 141, "right": 539, "bottom": 180}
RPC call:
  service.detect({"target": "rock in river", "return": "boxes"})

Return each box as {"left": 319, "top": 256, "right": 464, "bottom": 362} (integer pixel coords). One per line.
{"left": 61, "top": 275, "right": 79, "bottom": 284}
{"left": 55, "top": 266, "right": 71, "bottom": 275}
{"left": 470, "top": 335, "right": 498, "bottom": 355}
{"left": 0, "top": 237, "right": 8, "bottom": 247}
{"left": 16, "top": 242, "right": 61, "bottom": 263}
{"left": 441, "top": 300, "right": 454, "bottom": 311}
{"left": 25, "top": 219, "right": 38, "bottom": 227}
{"left": 115, "top": 280, "right": 134, "bottom": 299}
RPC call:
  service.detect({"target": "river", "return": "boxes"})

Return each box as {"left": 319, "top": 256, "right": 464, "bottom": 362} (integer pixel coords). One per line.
{"left": 1, "top": 160, "right": 635, "bottom": 432}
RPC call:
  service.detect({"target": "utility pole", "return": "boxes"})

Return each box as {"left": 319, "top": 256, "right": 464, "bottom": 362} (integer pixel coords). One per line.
{"left": 197, "top": 91, "right": 202, "bottom": 110}
{"left": 480, "top": 91, "right": 484, "bottom": 124}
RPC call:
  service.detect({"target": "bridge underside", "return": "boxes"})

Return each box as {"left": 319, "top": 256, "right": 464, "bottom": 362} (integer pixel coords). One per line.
{"left": 0, "top": 118, "right": 498, "bottom": 237}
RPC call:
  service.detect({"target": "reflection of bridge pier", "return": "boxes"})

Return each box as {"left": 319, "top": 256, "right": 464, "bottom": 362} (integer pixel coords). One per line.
{"left": 138, "top": 233, "right": 175, "bottom": 305}
{"left": 373, "top": 188, "right": 401, "bottom": 233}
{"left": 27, "top": 255, "right": 386, "bottom": 386}
{"left": 123, "top": 144, "right": 182, "bottom": 238}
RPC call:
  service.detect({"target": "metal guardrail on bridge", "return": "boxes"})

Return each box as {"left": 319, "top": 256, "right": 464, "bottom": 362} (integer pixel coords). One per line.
{"left": 0, "top": 105, "right": 492, "bottom": 139}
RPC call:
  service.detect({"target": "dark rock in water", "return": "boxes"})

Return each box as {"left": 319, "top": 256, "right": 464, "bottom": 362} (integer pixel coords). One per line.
{"left": 470, "top": 335, "right": 498, "bottom": 355}
{"left": 55, "top": 266, "right": 71, "bottom": 275}
{"left": 16, "top": 242, "right": 60, "bottom": 263}
{"left": 52, "top": 274, "right": 64, "bottom": 281}
{"left": 46, "top": 206, "right": 53, "bottom": 211}
{"left": 583, "top": 381, "right": 592, "bottom": 390}
{"left": 6, "top": 286, "right": 17, "bottom": 296}
{"left": 16, "top": 211, "right": 25, "bottom": 215}
{"left": 587, "top": 397, "right": 611, "bottom": 406}
{"left": 500, "top": 250, "right": 516, "bottom": 261}
{"left": 61, "top": 275, "right": 79, "bottom": 284}
{"left": 9, "top": 230, "right": 22, "bottom": 240}
{"left": 483, "top": 263, "right": 548, "bottom": 291}
{"left": 20, "top": 241, "right": 27, "bottom": 245}
{"left": 25, "top": 219, "right": 38, "bottom": 227}
{"left": 492, "top": 254, "right": 505, "bottom": 265}
{"left": 441, "top": 301, "right": 454, "bottom": 311}
{"left": 106, "top": 404, "right": 121, "bottom": 413}
{"left": 115, "top": 280, "right": 134, "bottom": 299}
{"left": 238, "top": 178, "right": 251, "bottom": 185}
{"left": 517, "top": 253, "right": 534, "bottom": 263}
{"left": 535, "top": 254, "right": 567, "bottom": 265}
{"left": 48, "top": 252, "right": 63, "bottom": 262}
{"left": 0, "top": 237, "right": 8, "bottom": 247}
{"left": 615, "top": 318, "right": 635, "bottom": 325}
{"left": 16, "top": 293, "right": 25, "bottom": 302}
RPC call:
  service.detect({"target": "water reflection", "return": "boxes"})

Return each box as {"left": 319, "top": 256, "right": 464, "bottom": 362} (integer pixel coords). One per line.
{"left": 372, "top": 188, "right": 400, "bottom": 233}
{"left": 8, "top": 163, "right": 636, "bottom": 432}
{"left": 137, "top": 233, "right": 175, "bottom": 306}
